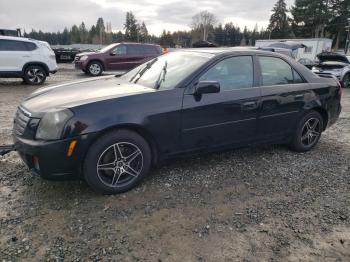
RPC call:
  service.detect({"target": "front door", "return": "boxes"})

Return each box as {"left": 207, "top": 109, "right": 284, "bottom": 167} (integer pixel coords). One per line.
{"left": 181, "top": 55, "right": 261, "bottom": 152}
{"left": 105, "top": 45, "right": 129, "bottom": 71}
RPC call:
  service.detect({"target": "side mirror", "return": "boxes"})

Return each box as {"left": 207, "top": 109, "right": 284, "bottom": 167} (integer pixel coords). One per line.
{"left": 195, "top": 81, "right": 220, "bottom": 95}
{"left": 110, "top": 52, "right": 116, "bottom": 56}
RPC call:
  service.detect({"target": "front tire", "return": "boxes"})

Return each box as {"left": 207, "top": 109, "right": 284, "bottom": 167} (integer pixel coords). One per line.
{"left": 87, "top": 61, "right": 103, "bottom": 76}
{"left": 83, "top": 130, "right": 151, "bottom": 194}
{"left": 23, "top": 65, "right": 47, "bottom": 85}
{"left": 290, "top": 111, "right": 323, "bottom": 152}
{"left": 342, "top": 74, "right": 350, "bottom": 88}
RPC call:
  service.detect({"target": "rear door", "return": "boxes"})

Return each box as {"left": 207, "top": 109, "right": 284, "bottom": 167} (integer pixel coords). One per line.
{"left": 256, "top": 55, "right": 308, "bottom": 141}
{"left": 181, "top": 55, "right": 261, "bottom": 151}
{"left": 0, "top": 39, "right": 31, "bottom": 72}
{"left": 125, "top": 45, "right": 148, "bottom": 69}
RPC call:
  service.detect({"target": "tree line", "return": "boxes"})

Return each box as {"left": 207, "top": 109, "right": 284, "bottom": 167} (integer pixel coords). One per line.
{"left": 24, "top": 0, "right": 349, "bottom": 49}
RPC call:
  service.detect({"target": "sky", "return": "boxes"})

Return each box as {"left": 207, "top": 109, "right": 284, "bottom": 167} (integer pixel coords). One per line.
{"left": 0, "top": 0, "right": 295, "bottom": 36}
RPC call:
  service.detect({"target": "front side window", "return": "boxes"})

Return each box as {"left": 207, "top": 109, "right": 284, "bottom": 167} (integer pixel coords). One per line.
{"left": 199, "top": 56, "right": 254, "bottom": 91}
{"left": 112, "top": 45, "right": 127, "bottom": 55}
{"left": 259, "top": 56, "right": 294, "bottom": 86}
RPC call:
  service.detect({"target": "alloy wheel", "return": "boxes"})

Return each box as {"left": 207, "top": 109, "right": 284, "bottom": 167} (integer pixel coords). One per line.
{"left": 27, "top": 68, "right": 45, "bottom": 84}
{"left": 301, "top": 117, "right": 321, "bottom": 147}
{"left": 89, "top": 64, "right": 101, "bottom": 75}
{"left": 96, "top": 142, "right": 143, "bottom": 188}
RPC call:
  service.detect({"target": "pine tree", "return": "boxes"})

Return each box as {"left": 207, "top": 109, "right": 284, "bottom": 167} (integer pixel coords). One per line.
{"left": 268, "top": 0, "right": 292, "bottom": 39}
{"left": 139, "top": 22, "right": 149, "bottom": 42}
{"left": 291, "top": 0, "right": 331, "bottom": 38}
{"left": 124, "top": 12, "right": 139, "bottom": 41}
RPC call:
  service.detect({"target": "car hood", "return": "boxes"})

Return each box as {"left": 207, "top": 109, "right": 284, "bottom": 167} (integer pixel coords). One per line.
{"left": 317, "top": 52, "right": 349, "bottom": 64}
{"left": 76, "top": 51, "right": 96, "bottom": 57}
{"left": 22, "top": 76, "right": 155, "bottom": 113}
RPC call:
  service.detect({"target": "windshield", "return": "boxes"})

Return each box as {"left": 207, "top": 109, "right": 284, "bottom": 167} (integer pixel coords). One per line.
{"left": 99, "top": 43, "right": 118, "bottom": 53}
{"left": 122, "top": 51, "right": 214, "bottom": 90}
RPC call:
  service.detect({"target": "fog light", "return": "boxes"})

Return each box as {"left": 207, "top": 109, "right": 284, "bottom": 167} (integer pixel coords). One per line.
{"left": 33, "top": 156, "right": 40, "bottom": 170}
{"left": 67, "top": 140, "right": 77, "bottom": 157}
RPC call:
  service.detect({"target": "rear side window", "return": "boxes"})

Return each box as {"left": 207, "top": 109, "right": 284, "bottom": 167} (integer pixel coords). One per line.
{"left": 24, "top": 42, "right": 37, "bottom": 51}
{"left": 144, "top": 45, "right": 158, "bottom": 55}
{"left": 0, "top": 39, "right": 29, "bottom": 51}
{"left": 127, "top": 45, "right": 144, "bottom": 55}
{"left": 259, "top": 56, "right": 304, "bottom": 86}
{"left": 199, "top": 56, "right": 254, "bottom": 91}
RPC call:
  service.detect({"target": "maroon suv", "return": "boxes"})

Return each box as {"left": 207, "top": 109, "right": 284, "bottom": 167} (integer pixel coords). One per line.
{"left": 74, "top": 42, "right": 163, "bottom": 76}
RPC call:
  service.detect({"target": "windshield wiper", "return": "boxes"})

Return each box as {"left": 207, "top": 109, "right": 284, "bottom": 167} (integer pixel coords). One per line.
{"left": 154, "top": 61, "right": 168, "bottom": 89}
{"left": 131, "top": 58, "right": 158, "bottom": 83}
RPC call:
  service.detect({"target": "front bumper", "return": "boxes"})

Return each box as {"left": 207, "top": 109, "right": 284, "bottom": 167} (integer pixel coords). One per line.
{"left": 74, "top": 60, "right": 88, "bottom": 70}
{"left": 13, "top": 133, "right": 98, "bottom": 178}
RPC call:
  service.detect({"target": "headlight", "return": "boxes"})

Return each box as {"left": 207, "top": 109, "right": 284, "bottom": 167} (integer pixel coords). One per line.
{"left": 36, "top": 109, "right": 73, "bottom": 140}
{"left": 80, "top": 55, "right": 88, "bottom": 61}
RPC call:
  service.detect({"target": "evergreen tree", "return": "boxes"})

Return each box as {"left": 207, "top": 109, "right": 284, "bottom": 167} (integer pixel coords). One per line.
{"left": 124, "top": 12, "right": 139, "bottom": 41}
{"left": 268, "top": 0, "right": 292, "bottom": 39}
{"left": 139, "top": 22, "right": 149, "bottom": 42}
{"left": 291, "top": 0, "right": 331, "bottom": 38}
{"left": 79, "top": 22, "right": 88, "bottom": 44}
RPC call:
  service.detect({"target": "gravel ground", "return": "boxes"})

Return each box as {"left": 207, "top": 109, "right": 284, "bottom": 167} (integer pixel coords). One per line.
{"left": 0, "top": 64, "right": 349, "bottom": 261}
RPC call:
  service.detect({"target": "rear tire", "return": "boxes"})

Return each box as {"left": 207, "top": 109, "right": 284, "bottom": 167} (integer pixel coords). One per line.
{"left": 83, "top": 130, "right": 151, "bottom": 194}
{"left": 290, "top": 111, "right": 323, "bottom": 152}
{"left": 87, "top": 61, "right": 103, "bottom": 76}
{"left": 23, "top": 65, "right": 47, "bottom": 85}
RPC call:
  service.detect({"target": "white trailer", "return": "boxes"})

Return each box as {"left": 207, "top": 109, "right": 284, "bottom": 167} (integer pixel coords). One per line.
{"left": 255, "top": 38, "right": 333, "bottom": 61}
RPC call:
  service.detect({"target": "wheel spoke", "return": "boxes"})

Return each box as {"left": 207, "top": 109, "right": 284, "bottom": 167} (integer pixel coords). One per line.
{"left": 97, "top": 162, "right": 115, "bottom": 170}
{"left": 115, "top": 144, "right": 123, "bottom": 159}
{"left": 112, "top": 172, "right": 122, "bottom": 186}
{"left": 301, "top": 133, "right": 309, "bottom": 141}
{"left": 310, "top": 120, "right": 319, "bottom": 130}
{"left": 124, "top": 165, "right": 138, "bottom": 177}
{"left": 125, "top": 150, "right": 141, "bottom": 163}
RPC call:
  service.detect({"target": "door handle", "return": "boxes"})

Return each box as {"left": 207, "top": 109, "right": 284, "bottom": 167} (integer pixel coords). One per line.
{"left": 242, "top": 101, "right": 258, "bottom": 111}
{"left": 295, "top": 94, "right": 304, "bottom": 100}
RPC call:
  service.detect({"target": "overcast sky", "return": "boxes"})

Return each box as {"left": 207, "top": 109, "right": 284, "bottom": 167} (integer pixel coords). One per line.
{"left": 0, "top": 0, "right": 294, "bottom": 36}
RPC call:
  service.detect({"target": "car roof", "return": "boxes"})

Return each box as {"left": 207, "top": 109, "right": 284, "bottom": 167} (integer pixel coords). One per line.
{"left": 180, "top": 47, "right": 291, "bottom": 58}
{"left": 0, "top": 35, "right": 35, "bottom": 43}
{"left": 121, "top": 42, "right": 160, "bottom": 47}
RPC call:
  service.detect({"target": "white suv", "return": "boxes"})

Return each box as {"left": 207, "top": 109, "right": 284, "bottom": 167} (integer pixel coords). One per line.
{"left": 0, "top": 36, "right": 58, "bottom": 85}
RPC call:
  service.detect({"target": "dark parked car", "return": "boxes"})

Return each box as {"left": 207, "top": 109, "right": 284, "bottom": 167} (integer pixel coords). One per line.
{"left": 12, "top": 48, "right": 341, "bottom": 194}
{"left": 74, "top": 42, "right": 162, "bottom": 76}
{"left": 312, "top": 52, "right": 350, "bottom": 88}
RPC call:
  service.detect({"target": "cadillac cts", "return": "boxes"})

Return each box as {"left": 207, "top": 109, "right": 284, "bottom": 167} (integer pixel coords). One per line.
{"left": 12, "top": 48, "right": 342, "bottom": 194}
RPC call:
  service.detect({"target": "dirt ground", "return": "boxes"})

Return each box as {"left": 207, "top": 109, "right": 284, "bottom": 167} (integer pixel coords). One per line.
{"left": 0, "top": 64, "right": 349, "bottom": 261}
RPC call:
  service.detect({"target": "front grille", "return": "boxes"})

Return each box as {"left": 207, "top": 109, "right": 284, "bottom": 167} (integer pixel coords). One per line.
{"left": 14, "top": 107, "right": 31, "bottom": 136}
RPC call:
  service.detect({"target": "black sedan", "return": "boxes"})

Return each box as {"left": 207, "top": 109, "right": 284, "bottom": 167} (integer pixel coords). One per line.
{"left": 13, "top": 48, "right": 342, "bottom": 194}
